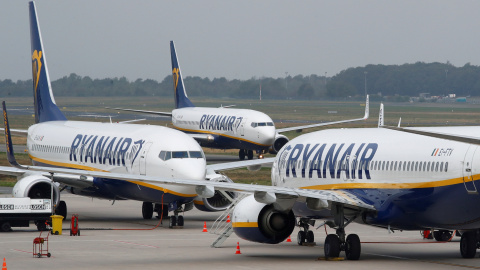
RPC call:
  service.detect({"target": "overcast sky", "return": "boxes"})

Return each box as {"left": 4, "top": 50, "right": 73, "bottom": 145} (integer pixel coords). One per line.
{"left": 2, "top": 1, "right": 480, "bottom": 82}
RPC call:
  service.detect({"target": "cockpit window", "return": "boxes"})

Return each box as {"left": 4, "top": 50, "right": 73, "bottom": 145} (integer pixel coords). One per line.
{"left": 189, "top": 151, "right": 204, "bottom": 158}
{"left": 160, "top": 150, "right": 204, "bottom": 160}
{"left": 172, "top": 151, "right": 189, "bottom": 158}
{"left": 251, "top": 122, "right": 274, "bottom": 128}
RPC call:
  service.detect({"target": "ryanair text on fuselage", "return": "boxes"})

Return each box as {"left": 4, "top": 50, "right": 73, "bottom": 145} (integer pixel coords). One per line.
{"left": 69, "top": 134, "right": 145, "bottom": 167}
{"left": 278, "top": 143, "right": 378, "bottom": 180}
{"left": 198, "top": 114, "right": 243, "bottom": 131}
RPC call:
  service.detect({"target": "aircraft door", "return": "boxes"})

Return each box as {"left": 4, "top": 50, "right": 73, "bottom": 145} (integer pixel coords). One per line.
{"left": 139, "top": 142, "right": 153, "bottom": 175}
{"left": 239, "top": 118, "right": 246, "bottom": 136}
{"left": 463, "top": 145, "right": 478, "bottom": 194}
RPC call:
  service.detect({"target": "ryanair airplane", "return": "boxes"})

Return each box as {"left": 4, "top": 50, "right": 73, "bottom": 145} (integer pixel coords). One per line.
{"left": 109, "top": 41, "right": 369, "bottom": 160}
{"left": 0, "top": 2, "right": 269, "bottom": 228}
{"left": 6, "top": 1, "right": 480, "bottom": 261}
{"left": 11, "top": 96, "right": 480, "bottom": 259}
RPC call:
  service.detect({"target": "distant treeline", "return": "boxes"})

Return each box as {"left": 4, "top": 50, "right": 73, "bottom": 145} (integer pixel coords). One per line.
{"left": 1, "top": 62, "right": 479, "bottom": 100}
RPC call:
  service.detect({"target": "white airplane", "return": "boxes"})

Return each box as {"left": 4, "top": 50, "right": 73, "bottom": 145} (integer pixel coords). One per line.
{"left": 0, "top": 1, "right": 267, "bottom": 228}
{"left": 7, "top": 1, "right": 480, "bottom": 261}
{"left": 17, "top": 96, "right": 480, "bottom": 260}
{"left": 108, "top": 41, "right": 369, "bottom": 160}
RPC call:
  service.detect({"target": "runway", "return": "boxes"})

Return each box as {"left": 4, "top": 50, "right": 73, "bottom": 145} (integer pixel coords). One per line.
{"left": 1, "top": 193, "right": 480, "bottom": 270}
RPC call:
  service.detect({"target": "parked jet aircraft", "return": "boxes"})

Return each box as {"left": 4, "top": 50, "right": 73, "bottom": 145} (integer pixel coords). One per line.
{"left": 19, "top": 97, "right": 480, "bottom": 259}
{"left": 109, "top": 41, "right": 369, "bottom": 160}
{"left": 0, "top": 1, "right": 261, "bottom": 227}
{"left": 8, "top": 0, "right": 480, "bottom": 261}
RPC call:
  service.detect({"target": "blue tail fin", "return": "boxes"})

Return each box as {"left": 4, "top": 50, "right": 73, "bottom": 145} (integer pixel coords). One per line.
{"left": 170, "top": 41, "right": 194, "bottom": 109}
{"left": 29, "top": 1, "right": 66, "bottom": 123}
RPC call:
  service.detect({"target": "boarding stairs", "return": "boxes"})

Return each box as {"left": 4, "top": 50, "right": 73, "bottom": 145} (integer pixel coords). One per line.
{"left": 210, "top": 192, "right": 248, "bottom": 248}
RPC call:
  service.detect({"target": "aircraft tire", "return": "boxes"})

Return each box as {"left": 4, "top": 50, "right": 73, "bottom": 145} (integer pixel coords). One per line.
{"left": 345, "top": 234, "right": 361, "bottom": 260}
{"left": 169, "top": 216, "right": 177, "bottom": 228}
{"left": 434, "top": 230, "right": 452, "bottom": 242}
{"left": 177, "top": 216, "right": 184, "bottom": 227}
{"left": 324, "top": 234, "right": 341, "bottom": 258}
{"left": 460, "top": 231, "right": 477, "bottom": 258}
{"left": 306, "top": 230, "right": 314, "bottom": 243}
{"left": 142, "top": 202, "right": 154, "bottom": 220}
{"left": 297, "top": 231, "right": 305, "bottom": 245}
{"left": 247, "top": 150, "right": 254, "bottom": 160}
{"left": 239, "top": 149, "right": 245, "bottom": 160}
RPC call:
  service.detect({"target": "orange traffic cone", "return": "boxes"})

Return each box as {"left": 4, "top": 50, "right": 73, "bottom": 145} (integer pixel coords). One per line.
{"left": 226, "top": 215, "right": 231, "bottom": 223}
{"left": 235, "top": 242, "right": 242, "bottom": 254}
{"left": 2, "top": 258, "right": 6, "bottom": 270}
{"left": 286, "top": 235, "right": 292, "bottom": 242}
{"left": 202, "top": 221, "right": 208, "bottom": 232}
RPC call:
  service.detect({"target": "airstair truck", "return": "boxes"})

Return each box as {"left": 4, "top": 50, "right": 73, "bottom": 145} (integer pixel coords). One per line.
{"left": 0, "top": 198, "right": 52, "bottom": 232}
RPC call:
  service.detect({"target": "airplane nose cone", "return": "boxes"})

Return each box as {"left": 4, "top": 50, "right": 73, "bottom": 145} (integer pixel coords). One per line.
{"left": 174, "top": 159, "right": 206, "bottom": 180}
{"left": 259, "top": 127, "right": 276, "bottom": 146}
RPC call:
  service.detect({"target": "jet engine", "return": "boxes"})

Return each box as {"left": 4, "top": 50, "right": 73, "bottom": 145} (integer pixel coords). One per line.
{"left": 232, "top": 195, "right": 295, "bottom": 244}
{"left": 269, "top": 133, "right": 289, "bottom": 154}
{"left": 194, "top": 174, "right": 238, "bottom": 212}
{"left": 12, "top": 174, "right": 60, "bottom": 205}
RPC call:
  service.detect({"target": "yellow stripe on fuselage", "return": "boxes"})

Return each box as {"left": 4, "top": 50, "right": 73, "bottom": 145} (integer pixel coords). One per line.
{"left": 29, "top": 154, "right": 197, "bottom": 197}
{"left": 232, "top": 222, "right": 258, "bottom": 228}
{"left": 174, "top": 126, "right": 271, "bottom": 147}
{"left": 300, "top": 175, "right": 477, "bottom": 190}
{"left": 29, "top": 154, "right": 108, "bottom": 172}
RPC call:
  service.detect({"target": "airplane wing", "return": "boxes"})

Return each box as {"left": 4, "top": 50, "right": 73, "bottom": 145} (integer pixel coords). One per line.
{"left": 0, "top": 128, "right": 28, "bottom": 137}
{"left": 206, "top": 157, "right": 275, "bottom": 174}
{"left": 382, "top": 126, "right": 480, "bottom": 145}
{"left": 189, "top": 133, "right": 215, "bottom": 142}
{"left": 276, "top": 95, "right": 370, "bottom": 133}
{"left": 105, "top": 107, "right": 172, "bottom": 117}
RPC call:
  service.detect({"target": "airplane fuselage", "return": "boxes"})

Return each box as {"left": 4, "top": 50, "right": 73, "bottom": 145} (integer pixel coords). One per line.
{"left": 26, "top": 120, "right": 206, "bottom": 204}
{"left": 273, "top": 127, "right": 480, "bottom": 230}
{"left": 172, "top": 107, "right": 276, "bottom": 151}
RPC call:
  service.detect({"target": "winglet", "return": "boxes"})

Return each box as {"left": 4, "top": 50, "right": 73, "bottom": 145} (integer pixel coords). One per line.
{"left": 363, "top": 95, "right": 369, "bottom": 119}
{"left": 397, "top": 117, "right": 402, "bottom": 128}
{"left": 378, "top": 102, "right": 384, "bottom": 127}
{"left": 2, "top": 102, "right": 25, "bottom": 169}
{"left": 170, "top": 41, "right": 195, "bottom": 109}
{"left": 29, "top": 1, "right": 67, "bottom": 123}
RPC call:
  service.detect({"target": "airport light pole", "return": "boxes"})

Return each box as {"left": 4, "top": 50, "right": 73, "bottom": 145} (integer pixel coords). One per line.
{"left": 324, "top": 72, "right": 327, "bottom": 86}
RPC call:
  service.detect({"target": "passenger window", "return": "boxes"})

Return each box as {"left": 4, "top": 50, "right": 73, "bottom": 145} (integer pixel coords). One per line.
{"left": 407, "top": 161, "right": 411, "bottom": 171}
{"left": 386, "top": 161, "right": 389, "bottom": 171}
{"left": 440, "top": 162, "right": 444, "bottom": 172}
{"left": 435, "top": 162, "right": 439, "bottom": 172}
{"left": 445, "top": 162, "right": 448, "bottom": 172}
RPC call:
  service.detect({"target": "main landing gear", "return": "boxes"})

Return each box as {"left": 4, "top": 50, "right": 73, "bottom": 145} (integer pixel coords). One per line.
{"left": 297, "top": 218, "right": 315, "bottom": 245}
{"left": 142, "top": 202, "right": 169, "bottom": 220}
{"left": 324, "top": 204, "right": 361, "bottom": 260}
{"left": 460, "top": 230, "right": 480, "bottom": 258}
{"left": 238, "top": 149, "right": 254, "bottom": 160}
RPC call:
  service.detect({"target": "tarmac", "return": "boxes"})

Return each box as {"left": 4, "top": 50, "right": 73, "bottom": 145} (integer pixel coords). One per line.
{"left": 1, "top": 193, "right": 480, "bottom": 269}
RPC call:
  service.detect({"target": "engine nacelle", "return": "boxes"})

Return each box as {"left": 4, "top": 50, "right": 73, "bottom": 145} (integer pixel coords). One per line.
{"left": 194, "top": 174, "right": 238, "bottom": 212}
{"left": 13, "top": 174, "right": 60, "bottom": 205}
{"left": 269, "top": 133, "right": 289, "bottom": 154}
{"left": 232, "top": 195, "right": 295, "bottom": 244}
